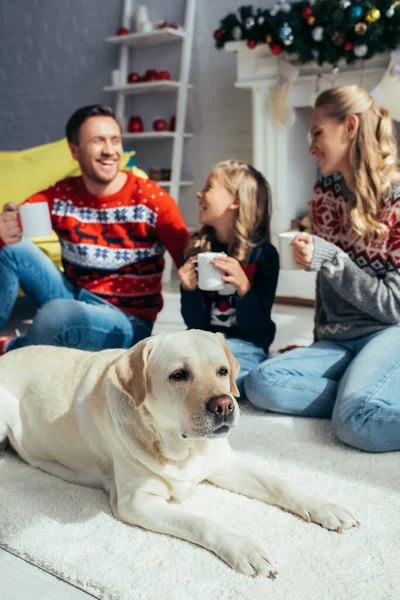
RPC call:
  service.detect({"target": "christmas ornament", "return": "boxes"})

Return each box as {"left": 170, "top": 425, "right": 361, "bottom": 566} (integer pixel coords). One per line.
{"left": 245, "top": 17, "right": 256, "bottom": 29}
{"left": 332, "top": 31, "right": 345, "bottom": 46}
{"left": 339, "top": 0, "right": 350, "bottom": 8}
{"left": 312, "top": 26, "right": 324, "bottom": 42}
{"left": 213, "top": 29, "right": 224, "bottom": 40}
{"left": 355, "top": 22, "right": 367, "bottom": 34}
{"left": 350, "top": 6, "right": 363, "bottom": 18}
{"left": 344, "top": 41, "right": 354, "bottom": 51}
{"left": 308, "top": 16, "right": 316, "bottom": 25}
{"left": 271, "top": 43, "right": 282, "bottom": 54}
{"left": 128, "top": 116, "right": 144, "bottom": 133}
{"left": 231, "top": 26, "right": 242, "bottom": 40}
{"left": 266, "top": 34, "right": 272, "bottom": 43}
{"left": 301, "top": 7, "right": 312, "bottom": 19}
{"left": 279, "top": 23, "right": 292, "bottom": 41}
{"left": 354, "top": 43, "right": 368, "bottom": 57}
{"left": 127, "top": 72, "right": 140, "bottom": 84}
{"left": 143, "top": 69, "right": 158, "bottom": 82}
{"left": 247, "top": 39, "right": 257, "bottom": 48}
{"left": 153, "top": 117, "right": 167, "bottom": 132}
{"left": 116, "top": 26, "right": 130, "bottom": 35}
{"left": 257, "top": 15, "right": 265, "bottom": 25}
{"left": 386, "top": 6, "right": 395, "bottom": 17}
{"left": 366, "top": 8, "right": 380, "bottom": 23}
{"left": 157, "top": 70, "right": 171, "bottom": 80}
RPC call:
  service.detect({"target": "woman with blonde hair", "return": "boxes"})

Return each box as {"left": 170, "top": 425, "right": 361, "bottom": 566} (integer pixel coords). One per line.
{"left": 245, "top": 85, "right": 400, "bottom": 452}
{"left": 178, "top": 160, "right": 279, "bottom": 396}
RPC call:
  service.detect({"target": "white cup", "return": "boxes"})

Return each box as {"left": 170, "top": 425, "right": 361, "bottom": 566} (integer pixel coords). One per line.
{"left": 19, "top": 202, "right": 53, "bottom": 238}
{"left": 278, "top": 231, "right": 309, "bottom": 270}
{"left": 197, "top": 252, "right": 225, "bottom": 291}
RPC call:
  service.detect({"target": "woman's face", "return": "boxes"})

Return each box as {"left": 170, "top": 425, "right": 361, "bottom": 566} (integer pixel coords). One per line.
{"left": 309, "top": 106, "right": 354, "bottom": 176}
{"left": 196, "top": 174, "right": 238, "bottom": 227}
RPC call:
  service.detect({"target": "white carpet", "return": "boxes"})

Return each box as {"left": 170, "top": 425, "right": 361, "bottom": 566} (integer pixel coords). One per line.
{"left": 1, "top": 405, "right": 399, "bottom": 600}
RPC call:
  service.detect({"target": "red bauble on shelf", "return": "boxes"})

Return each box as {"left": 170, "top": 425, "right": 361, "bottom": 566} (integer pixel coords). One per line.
{"left": 143, "top": 69, "right": 158, "bottom": 82}
{"left": 157, "top": 70, "right": 171, "bottom": 80}
{"left": 116, "top": 26, "right": 130, "bottom": 35}
{"left": 153, "top": 117, "right": 167, "bottom": 132}
{"left": 128, "top": 116, "right": 144, "bottom": 133}
{"left": 127, "top": 72, "right": 140, "bottom": 84}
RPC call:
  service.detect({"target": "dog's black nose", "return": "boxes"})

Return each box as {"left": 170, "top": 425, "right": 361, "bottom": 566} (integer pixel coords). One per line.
{"left": 206, "top": 395, "right": 234, "bottom": 417}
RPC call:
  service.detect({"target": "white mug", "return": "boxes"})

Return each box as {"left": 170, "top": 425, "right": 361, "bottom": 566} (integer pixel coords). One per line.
{"left": 19, "top": 202, "right": 53, "bottom": 239}
{"left": 197, "top": 252, "right": 225, "bottom": 291}
{"left": 278, "top": 231, "right": 309, "bottom": 270}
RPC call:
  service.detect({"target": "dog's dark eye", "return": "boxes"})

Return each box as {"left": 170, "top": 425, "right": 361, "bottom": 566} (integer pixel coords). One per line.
{"left": 218, "top": 367, "right": 229, "bottom": 376}
{"left": 169, "top": 369, "right": 189, "bottom": 382}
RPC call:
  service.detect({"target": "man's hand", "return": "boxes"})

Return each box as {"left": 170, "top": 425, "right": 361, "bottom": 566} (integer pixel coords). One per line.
{"left": 292, "top": 234, "right": 314, "bottom": 270}
{"left": 0, "top": 203, "right": 22, "bottom": 245}
{"left": 178, "top": 256, "right": 198, "bottom": 292}
{"left": 211, "top": 255, "right": 250, "bottom": 297}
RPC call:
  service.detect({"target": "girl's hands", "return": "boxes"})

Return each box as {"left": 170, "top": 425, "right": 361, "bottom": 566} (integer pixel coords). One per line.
{"left": 211, "top": 256, "right": 250, "bottom": 297}
{"left": 292, "top": 234, "right": 314, "bottom": 270}
{"left": 178, "top": 256, "right": 198, "bottom": 292}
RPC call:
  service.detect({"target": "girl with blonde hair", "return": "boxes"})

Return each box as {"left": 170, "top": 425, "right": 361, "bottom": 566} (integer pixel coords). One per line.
{"left": 178, "top": 160, "right": 279, "bottom": 396}
{"left": 245, "top": 85, "right": 400, "bottom": 452}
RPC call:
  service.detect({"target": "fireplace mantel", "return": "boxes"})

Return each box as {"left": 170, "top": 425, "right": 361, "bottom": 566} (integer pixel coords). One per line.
{"left": 225, "top": 42, "right": 391, "bottom": 301}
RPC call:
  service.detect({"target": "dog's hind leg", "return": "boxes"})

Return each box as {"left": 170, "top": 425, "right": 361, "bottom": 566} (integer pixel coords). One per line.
{"left": 30, "top": 459, "right": 104, "bottom": 488}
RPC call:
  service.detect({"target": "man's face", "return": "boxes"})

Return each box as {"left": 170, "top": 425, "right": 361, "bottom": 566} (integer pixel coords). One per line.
{"left": 69, "top": 116, "right": 123, "bottom": 185}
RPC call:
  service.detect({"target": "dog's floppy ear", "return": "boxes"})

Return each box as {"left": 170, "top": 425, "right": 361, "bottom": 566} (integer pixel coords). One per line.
{"left": 108, "top": 339, "right": 153, "bottom": 408}
{"left": 215, "top": 333, "right": 240, "bottom": 397}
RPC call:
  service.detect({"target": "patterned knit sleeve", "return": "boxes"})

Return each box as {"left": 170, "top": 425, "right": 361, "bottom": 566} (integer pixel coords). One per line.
{"left": 308, "top": 201, "right": 400, "bottom": 325}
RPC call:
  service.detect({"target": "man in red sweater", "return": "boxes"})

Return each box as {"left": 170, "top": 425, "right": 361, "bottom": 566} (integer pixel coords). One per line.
{"left": 0, "top": 105, "right": 189, "bottom": 353}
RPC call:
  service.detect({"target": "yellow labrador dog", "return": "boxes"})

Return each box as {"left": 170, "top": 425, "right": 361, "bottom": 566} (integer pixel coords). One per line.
{"left": 0, "top": 330, "right": 358, "bottom": 578}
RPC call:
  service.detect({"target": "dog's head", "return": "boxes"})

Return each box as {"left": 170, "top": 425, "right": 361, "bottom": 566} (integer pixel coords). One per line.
{"left": 108, "top": 330, "right": 240, "bottom": 439}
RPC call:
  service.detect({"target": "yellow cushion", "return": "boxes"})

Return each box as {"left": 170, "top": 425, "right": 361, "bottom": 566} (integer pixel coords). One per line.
{"left": 0, "top": 138, "right": 76, "bottom": 210}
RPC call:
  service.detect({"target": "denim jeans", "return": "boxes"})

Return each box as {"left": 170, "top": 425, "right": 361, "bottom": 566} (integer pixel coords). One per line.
{"left": 225, "top": 337, "right": 267, "bottom": 398}
{"left": 244, "top": 327, "right": 400, "bottom": 452}
{"left": 0, "top": 239, "right": 153, "bottom": 352}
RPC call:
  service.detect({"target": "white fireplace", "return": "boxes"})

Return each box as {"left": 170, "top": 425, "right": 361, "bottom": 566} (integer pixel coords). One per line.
{"left": 225, "top": 42, "right": 391, "bottom": 302}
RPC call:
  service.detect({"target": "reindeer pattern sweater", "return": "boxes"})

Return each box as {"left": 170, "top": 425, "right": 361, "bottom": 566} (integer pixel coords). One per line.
{"left": 309, "top": 173, "right": 400, "bottom": 341}
{"left": 16, "top": 172, "right": 189, "bottom": 322}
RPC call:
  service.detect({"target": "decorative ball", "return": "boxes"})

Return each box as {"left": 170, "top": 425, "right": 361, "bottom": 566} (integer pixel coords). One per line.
{"left": 308, "top": 16, "right": 316, "bottom": 25}
{"left": 244, "top": 17, "right": 255, "bottom": 30}
{"left": 213, "top": 29, "right": 223, "bottom": 40}
{"left": 350, "top": 6, "right": 363, "bottom": 18}
{"left": 271, "top": 43, "right": 282, "bottom": 55}
{"left": 339, "top": 0, "right": 351, "bottom": 9}
{"left": 231, "top": 26, "right": 242, "bottom": 40}
{"left": 354, "top": 43, "right": 368, "bottom": 57}
{"left": 344, "top": 41, "right": 354, "bottom": 51}
{"left": 265, "top": 34, "right": 272, "bottom": 43}
{"left": 157, "top": 70, "right": 171, "bottom": 81}
{"left": 279, "top": 23, "right": 292, "bottom": 41}
{"left": 143, "top": 69, "right": 158, "bottom": 82}
{"left": 116, "top": 26, "right": 130, "bottom": 35}
{"left": 332, "top": 31, "right": 345, "bottom": 46}
{"left": 366, "top": 8, "right": 380, "bottom": 23}
{"left": 386, "top": 6, "right": 395, "bottom": 18}
{"left": 301, "top": 7, "right": 312, "bottom": 20}
{"left": 247, "top": 39, "right": 257, "bottom": 49}
{"left": 332, "top": 64, "right": 340, "bottom": 74}
{"left": 153, "top": 117, "right": 167, "bottom": 132}
{"left": 312, "top": 26, "right": 324, "bottom": 42}
{"left": 128, "top": 116, "right": 144, "bottom": 133}
{"left": 257, "top": 16, "right": 266, "bottom": 25}
{"left": 355, "top": 22, "right": 368, "bottom": 35}
{"left": 127, "top": 72, "right": 140, "bottom": 84}
{"left": 283, "top": 35, "right": 294, "bottom": 46}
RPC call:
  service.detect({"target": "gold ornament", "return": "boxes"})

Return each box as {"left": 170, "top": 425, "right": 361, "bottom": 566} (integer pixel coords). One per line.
{"left": 266, "top": 34, "right": 272, "bottom": 43}
{"left": 308, "top": 16, "right": 316, "bottom": 25}
{"left": 355, "top": 22, "right": 368, "bottom": 35}
{"left": 332, "top": 31, "right": 345, "bottom": 46}
{"left": 366, "top": 8, "right": 381, "bottom": 23}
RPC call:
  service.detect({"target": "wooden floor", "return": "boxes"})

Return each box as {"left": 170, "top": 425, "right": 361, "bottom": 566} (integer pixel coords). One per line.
{"left": 0, "top": 281, "right": 314, "bottom": 599}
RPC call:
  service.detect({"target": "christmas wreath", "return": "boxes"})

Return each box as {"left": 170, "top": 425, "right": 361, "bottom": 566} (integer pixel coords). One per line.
{"left": 213, "top": 1, "right": 400, "bottom": 67}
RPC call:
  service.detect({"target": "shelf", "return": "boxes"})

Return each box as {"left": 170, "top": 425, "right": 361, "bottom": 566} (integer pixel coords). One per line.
{"left": 158, "top": 181, "right": 193, "bottom": 187}
{"left": 104, "top": 81, "right": 192, "bottom": 95}
{"left": 122, "top": 132, "right": 193, "bottom": 140}
{"left": 106, "top": 28, "right": 186, "bottom": 47}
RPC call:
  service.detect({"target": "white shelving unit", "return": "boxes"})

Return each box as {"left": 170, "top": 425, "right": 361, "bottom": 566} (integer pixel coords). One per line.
{"left": 105, "top": 0, "right": 196, "bottom": 281}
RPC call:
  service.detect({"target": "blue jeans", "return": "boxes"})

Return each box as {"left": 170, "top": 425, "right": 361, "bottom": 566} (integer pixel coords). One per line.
{"left": 244, "top": 328, "right": 400, "bottom": 452}
{"left": 225, "top": 337, "right": 267, "bottom": 398}
{"left": 0, "top": 240, "right": 153, "bottom": 352}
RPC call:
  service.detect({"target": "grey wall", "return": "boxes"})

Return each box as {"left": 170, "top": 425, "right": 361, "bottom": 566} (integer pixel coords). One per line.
{"left": 0, "top": 0, "right": 274, "bottom": 227}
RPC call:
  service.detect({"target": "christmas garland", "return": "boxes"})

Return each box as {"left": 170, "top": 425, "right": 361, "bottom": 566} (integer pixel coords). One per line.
{"left": 213, "top": 1, "right": 400, "bottom": 67}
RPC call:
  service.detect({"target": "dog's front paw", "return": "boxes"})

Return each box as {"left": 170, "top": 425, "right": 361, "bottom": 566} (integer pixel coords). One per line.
{"left": 300, "top": 499, "right": 360, "bottom": 532}
{"left": 219, "top": 533, "right": 278, "bottom": 578}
